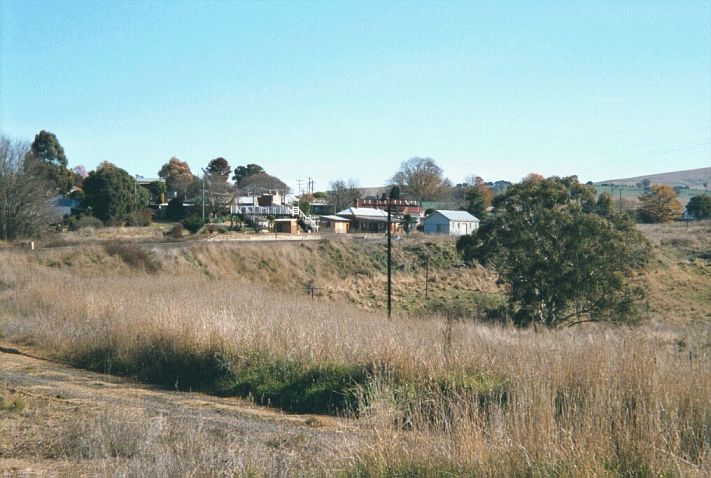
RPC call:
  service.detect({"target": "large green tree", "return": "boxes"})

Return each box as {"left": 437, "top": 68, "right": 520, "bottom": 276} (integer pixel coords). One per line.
{"left": 25, "top": 130, "right": 73, "bottom": 194}
{"left": 232, "top": 163, "right": 265, "bottom": 183}
{"left": 685, "top": 194, "right": 711, "bottom": 220}
{"left": 457, "top": 176, "right": 649, "bottom": 328}
{"left": 82, "top": 163, "right": 148, "bottom": 224}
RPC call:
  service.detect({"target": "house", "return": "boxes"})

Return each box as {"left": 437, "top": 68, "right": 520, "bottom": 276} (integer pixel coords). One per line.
{"left": 319, "top": 215, "right": 350, "bottom": 234}
{"left": 51, "top": 197, "right": 80, "bottom": 217}
{"left": 423, "top": 210, "right": 479, "bottom": 236}
{"left": 355, "top": 198, "right": 424, "bottom": 223}
{"left": 336, "top": 207, "right": 398, "bottom": 233}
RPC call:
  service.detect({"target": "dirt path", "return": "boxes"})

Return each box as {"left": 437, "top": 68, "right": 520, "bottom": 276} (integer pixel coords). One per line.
{"left": 0, "top": 341, "right": 357, "bottom": 477}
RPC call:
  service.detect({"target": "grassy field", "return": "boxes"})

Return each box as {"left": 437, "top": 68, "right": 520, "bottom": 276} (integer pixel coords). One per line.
{"left": 0, "top": 223, "right": 710, "bottom": 476}
{"left": 594, "top": 184, "right": 706, "bottom": 209}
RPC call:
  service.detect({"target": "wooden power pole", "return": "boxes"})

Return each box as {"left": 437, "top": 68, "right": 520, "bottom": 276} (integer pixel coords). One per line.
{"left": 387, "top": 198, "right": 392, "bottom": 318}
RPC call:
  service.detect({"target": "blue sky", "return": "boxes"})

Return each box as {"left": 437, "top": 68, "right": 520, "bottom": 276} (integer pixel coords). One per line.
{"left": 1, "top": 0, "right": 710, "bottom": 191}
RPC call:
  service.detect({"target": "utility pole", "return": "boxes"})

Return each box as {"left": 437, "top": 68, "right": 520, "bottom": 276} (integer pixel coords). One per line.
{"left": 297, "top": 179, "right": 303, "bottom": 196}
{"left": 201, "top": 170, "right": 206, "bottom": 222}
{"left": 425, "top": 256, "right": 430, "bottom": 300}
{"left": 387, "top": 196, "right": 392, "bottom": 318}
{"left": 619, "top": 187, "right": 622, "bottom": 213}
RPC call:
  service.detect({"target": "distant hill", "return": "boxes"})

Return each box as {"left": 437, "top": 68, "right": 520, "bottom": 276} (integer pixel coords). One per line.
{"left": 597, "top": 167, "right": 711, "bottom": 189}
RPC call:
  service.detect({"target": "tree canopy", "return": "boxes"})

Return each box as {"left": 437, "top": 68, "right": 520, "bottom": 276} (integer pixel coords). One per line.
{"left": 148, "top": 181, "right": 167, "bottom": 204}
{"left": 232, "top": 163, "right": 265, "bottom": 183}
{"left": 390, "top": 157, "right": 451, "bottom": 204}
{"left": 237, "top": 172, "right": 289, "bottom": 193}
{"left": 462, "top": 176, "right": 492, "bottom": 219}
{"left": 158, "top": 157, "right": 196, "bottom": 198}
{"left": 83, "top": 163, "right": 148, "bottom": 224}
{"left": 457, "top": 175, "right": 649, "bottom": 328}
{"left": 685, "top": 194, "right": 711, "bottom": 220}
{"left": 637, "top": 184, "right": 683, "bottom": 223}
{"left": 0, "top": 137, "right": 56, "bottom": 240}
{"left": 25, "top": 130, "right": 73, "bottom": 194}
{"left": 206, "top": 157, "right": 231, "bottom": 182}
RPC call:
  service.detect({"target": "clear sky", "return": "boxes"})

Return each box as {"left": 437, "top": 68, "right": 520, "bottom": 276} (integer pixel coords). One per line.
{"left": 1, "top": 0, "right": 710, "bottom": 191}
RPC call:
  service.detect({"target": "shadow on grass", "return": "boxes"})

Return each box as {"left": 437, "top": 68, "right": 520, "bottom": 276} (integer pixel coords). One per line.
{"left": 73, "top": 343, "right": 368, "bottom": 415}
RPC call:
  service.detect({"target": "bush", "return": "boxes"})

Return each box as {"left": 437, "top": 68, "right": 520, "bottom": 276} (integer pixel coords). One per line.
{"left": 126, "top": 209, "right": 152, "bottom": 227}
{"left": 104, "top": 242, "right": 161, "bottom": 273}
{"left": 181, "top": 216, "right": 204, "bottom": 234}
{"left": 203, "top": 223, "right": 220, "bottom": 234}
{"left": 166, "top": 198, "right": 186, "bottom": 221}
{"left": 168, "top": 223, "right": 184, "bottom": 239}
{"left": 67, "top": 215, "right": 104, "bottom": 231}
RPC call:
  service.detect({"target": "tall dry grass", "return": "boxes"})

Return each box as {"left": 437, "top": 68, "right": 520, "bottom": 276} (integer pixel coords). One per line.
{"left": 1, "top": 245, "right": 710, "bottom": 476}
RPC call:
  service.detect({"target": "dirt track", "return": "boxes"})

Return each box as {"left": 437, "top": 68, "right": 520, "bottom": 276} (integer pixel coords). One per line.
{"left": 0, "top": 341, "right": 355, "bottom": 477}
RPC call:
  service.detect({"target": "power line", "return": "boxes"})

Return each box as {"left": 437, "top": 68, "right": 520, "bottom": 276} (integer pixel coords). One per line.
{"left": 537, "top": 127, "right": 711, "bottom": 176}
{"left": 575, "top": 140, "right": 711, "bottom": 176}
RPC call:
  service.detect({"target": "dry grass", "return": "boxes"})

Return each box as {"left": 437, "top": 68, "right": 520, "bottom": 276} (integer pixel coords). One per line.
{"left": 0, "top": 383, "right": 334, "bottom": 477}
{"left": 0, "top": 226, "right": 710, "bottom": 476}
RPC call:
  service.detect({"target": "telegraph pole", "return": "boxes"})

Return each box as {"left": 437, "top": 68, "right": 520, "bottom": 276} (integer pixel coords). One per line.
{"left": 619, "top": 187, "right": 622, "bottom": 213}
{"left": 387, "top": 196, "right": 392, "bottom": 318}
{"left": 425, "top": 256, "right": 430, "bottom": 300}
{"left": 201, "top": 169, "right": 206, "bottom": 221}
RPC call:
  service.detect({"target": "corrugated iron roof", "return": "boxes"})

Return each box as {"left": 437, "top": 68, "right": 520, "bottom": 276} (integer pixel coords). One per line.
{"left": 430, "top": 210, "right": 479, "bottom": 222}
{"left": 336, "top": 207, "right": 388, "bottom": 218}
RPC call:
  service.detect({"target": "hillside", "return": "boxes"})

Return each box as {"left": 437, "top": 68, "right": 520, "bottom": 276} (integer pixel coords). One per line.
{"left": 1, "top": 225, "right": 709, "bottom": 476}
{"left": 597, "top": 166, "right": 711, "bottom": 189}
{"left": 8, "top": 224, "right": 711, "bottom": 323}
{"left": 20, "top": 235, "right": 501, "bottom": 317}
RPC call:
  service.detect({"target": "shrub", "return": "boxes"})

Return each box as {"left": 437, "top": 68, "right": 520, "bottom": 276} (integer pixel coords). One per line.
{"left": 68, "top": 215, "right": 104, "bottom": 231}
{"left": 0, "top": 395, "right": 25, "bottom": 412}
{"left": 104, "top": 242, "right": 161, "bottom": 273}
{"left": 181, "top": 216, "right": 204, "bottom": 234}
{"left": 166, "top": 198, "right": 186, "bottom": 221}
{"left": 126, "top": 209, "right": 152, "bottom": 227}
{"left": 204, "top": 224, "right": 220, "bottom": 234}
{"left": 168, "top": 223, "right": 184, "bottom": 239}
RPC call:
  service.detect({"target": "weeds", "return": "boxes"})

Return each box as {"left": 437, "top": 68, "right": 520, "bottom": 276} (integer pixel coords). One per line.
{"left": 0, "top": 394, "right": 26, "bottom": 412}
{"left": 0, "top": 226, "right": 709, "bottom": 476}
{"left": 104, "top": 242, "right": 161, "bottom": 273}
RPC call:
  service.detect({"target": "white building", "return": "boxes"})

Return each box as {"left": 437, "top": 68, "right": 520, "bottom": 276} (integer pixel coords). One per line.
{"left": 423, "top": 210, "right": 479, "bottom": 236}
